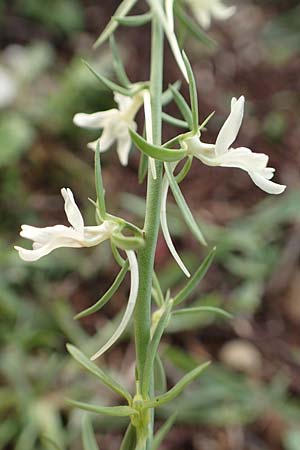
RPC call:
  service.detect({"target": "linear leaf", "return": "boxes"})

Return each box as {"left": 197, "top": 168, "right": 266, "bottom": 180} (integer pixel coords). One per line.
{"left": 75, "top": 261, "right": 129, "bottom": 319}
{"left": 67, "top": 344, "right": 132, "bottom": 403}
{"left": 83, "top": 61, "right": 132, "bottom": 96}
{"left": 95, "top": 142, "right": 106, "bottom": 220}
{"left": 165, "top": 163, "right": 206, "bottom": 246}
{"left": 152, "top": 413, "right": 177, "bottom": 450}
{"left": 174, "top": 3, "right": 216, "bottom": 49}
{"left": 152, "top": 272, "right": 164, "bottom": 307}
{"left": 173, "top": 247, "right": 216, "bottom": 306}
{"left": 169, "top": 84, "right": 193, "bottom": 129}
{"left": 162, "top": 112, "right": 188, "bottom": 129}
{"left": 67, "top": 399, "right": 137, "bottom": 417}
{"left": 142, "top": 301, "right": 172, "bottom": 396}
{"left": 110, "top": 35, "right": 131, "bottom": 87}
{"left": 172, "top": 306, "right": 232, "bottom": 319}
{"left": 130, "top": 129, "right": 186, "bottom": 162}
{"left": 182, "top": 52, "right": 198, "bottom": 134}
{"left": 94, "top": 0, "right": 138, "bottom": 47}
{"left": 42, "top": 437, "right": 64, "bottom": 450}
{"left": 82, "top": 415, "right": 99, "bottom": 450}
{"left": 115, "top": 12, "right": 152, "bottom": 27}
{"left": 161, "top": 80, "right": 181, "bottom": 106}
{"left": 120, "top": 424, "right": 136, "bottom": 450}
{"left": 144, "top": 362, "right": 211, "bottom": 408}
{"left": 154, "top": 354, "right": 167, "bottom": 394}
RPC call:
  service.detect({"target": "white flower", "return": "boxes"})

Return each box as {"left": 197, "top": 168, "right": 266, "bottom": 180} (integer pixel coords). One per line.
{"left": 0, "top": 66, "right": 17, "bottom": 108}
{"left": 15, "top": 188, "right": 116, "bottom": 262}
{"left": 186, "top": 0, "right": 236, "bottom": 29}
{"left": 73, "top": 92, "right": 143, "bottom": 166}
{"left": 184, "top": 96, "right": 286, "bottom": 195}
{"left": 91, "top": 249, "right": 139, "bottom": 360}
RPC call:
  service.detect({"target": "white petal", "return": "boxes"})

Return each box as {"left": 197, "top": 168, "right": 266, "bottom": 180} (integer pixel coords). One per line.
{"left": 116, "top": 132, "right": 132, "bottom": 166}
{"left": 218, "top": 147, "right": 269, "bottom": 172}
{"left": 83, "top": 222, "right": 116, "bottom": 246}
{"left": 91, "top": 250, "right": 139, "bottom": 360}
{"left": 165, "top": 0, "right": 175, "bottom": 31}
{"left": 73, "top": 110, "right": 118, "bottom": 129}
{"left": 61, "top": 188, "right": 84, "bottom": 233}
{"left": 212, "top": 4, "right": 236, "bottom": 21}
{"left": 114, "top": 93, "right": 132, "bottom": 112}
{"left": 99, "top": 125, "right": 118, "bottom": 151}
{"left": 193, "top": 9, "right": 211, "bottom": 29}
{"left": 215, "top": 96, "right": 245, "bottom": 156}
{"left": 160, "top": 173, "right": 191, "bottom": 278}
{"left": 248, "top": 172, "right": 286, "bottom": 195}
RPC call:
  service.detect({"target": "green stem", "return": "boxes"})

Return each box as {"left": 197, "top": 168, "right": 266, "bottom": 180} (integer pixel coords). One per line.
{"left": 133, "top": 5, "right": 164, "bottom": 449}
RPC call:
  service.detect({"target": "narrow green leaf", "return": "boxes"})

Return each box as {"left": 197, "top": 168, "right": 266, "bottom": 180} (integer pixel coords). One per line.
{"left": 152, "top": 413, "right": 177, "bottom": 450}
{"left": 111, "top": 242, "right": 127, "bottom": 267}
{"left": 162, "top": 80, "right": 181, "bottom": 106}
{"left": 42, "top": 437, "right": 63, "bottom": 450}
{"left": 67, "top": 344, "right": 132, "bottom": 403}
{"left": 172, "top": 306, "right": 232, "bottom": 319}
{"left": 110, "top": 35, "right": 131, "bottom": 87}
{"left": 175, "top": 156, "right": 192, "bottom": 184}
{"left": 95, "top": 142, "right": 106, "bottom": 220}
{"left": 82, "top": 415, "right": 99, "bottom": 450}
{"left": 120, "top": 423, "right": 136, "bottom": 450}
{"left": 162, "top": 112, "right": 189, "bottom": 129}
{"left": 83, "top": 60, "right": 131, "bottom": 96}
{"left": 144, "top": 362, "right": 211, "bottom": 408}
{"left": 182, "top": 52, "right": 198, "bottom": 134}
{"left": 142, "top": 300, "right": 173, "bottom": 396}
{"left": 75, "top": 261, "right": 129, "bottom": 319}
{"left": 138, "top": 146, "right": 148, "bottom": 184}
{"left": 94, "top": 0, "right": 137, "bottom": 48}
{"left": 173, "top": 247, "right": 216, "bottom": 306}
{"left": 130, "top": 129, "right": 186, "bottom": 162}
{"left": 165, "top": 163, "right": 206, "bottom": 246}
{"left": 67, "top": 399, "right": 137, "bottom": 417}
{"left": 169, "top": 84, "right": 193, "bottom": 130}
{"left": 152, "top": 272, "right": 164, "bottom": 307}
{"left": 199, "top": 111, "right": 215, "bottom": 130}
{"left": 115, "top": 12, "right": 152, "bottom": 27}
{"left": 174, "top": 2, "right": 216, "bottom": 49}
{"left": 154, "top": 354, "right": 167, "bottom": 394}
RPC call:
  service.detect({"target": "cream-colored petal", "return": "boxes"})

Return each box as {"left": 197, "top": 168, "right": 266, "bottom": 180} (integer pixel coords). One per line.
{"left": 165, "top": 0, "right": 175, "bottom": 31}
{"left": 160, "top": 172, "right": 191, "bottom": 277}
{"left": 61, "top": 188, "right": 84, "bottom": 233}
{"left": 83, "top": 222, "right": 116, "bottom": 246}
{"left": 91, "top": 250, "right": 139, "bottom": 360}
{"left": 73, "top": 110, "right": 118, "bottom": 129}
{"left": 99, "top": 125, "right": 118, "bottom": 150}
{"left": 117, "top": 132, "right": 132, "bottom": 166}
{"left": 248, "top": 172, "right": 286, "bottom": 195}
{"left": 114, "top": 93, "right": 133, "bottom": 113}
{"left": 215, "top": 96, "right": 244, "bottom": 156}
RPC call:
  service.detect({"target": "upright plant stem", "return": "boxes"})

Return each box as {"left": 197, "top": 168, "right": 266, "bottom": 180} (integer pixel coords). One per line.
{"left": 133, "top": 3, "right": 164, "bottom": 448}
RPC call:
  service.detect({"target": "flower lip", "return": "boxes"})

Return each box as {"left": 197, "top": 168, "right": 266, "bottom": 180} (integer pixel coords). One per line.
{"left": 15, "top": 188, "right": 117, "bottom": 262}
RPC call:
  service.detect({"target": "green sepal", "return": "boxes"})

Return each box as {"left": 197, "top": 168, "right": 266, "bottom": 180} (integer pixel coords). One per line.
{"left": 82, "top": 415, "right": 100, "bottom": 450}
{"left": 164, "top": 163, "right": 206, "bottom": 246}
{"left": 67, "top": 344, "right": 132, "bottom": 403}
{"left": 173, "top": 247, "right": 216, "bottom": 306}
{"left": 142, "top": 300, "right": 173, "bottom": 396}
{"left": 95, "top": 142, "right": 106, "bottom": 221}
{"left": 172, "top": 306, "right": 232, "bottom": 319}
{"left": 144, "top": 361, "right": 211, "bottom": 408}
{"left": 151, "top": 413, "right": 177, "bottom": 450}
{"left": 83, "top": 60, "right": 131, "bottom": 96}
{"left": 74, "top": 261, "right": 129, "bottom": 319}
{"left": 120, "top": 424, "right": 136, "bottom": 450}
{"left": 162, "top": 112, "right": 189, "bottom": 129}
{"left": 175, "top": 156, "right": 193, "bottom": 184}
{"left": 169, "top": 84, "right": 193, "bottom": 130}
{"left": 111, "top": 231, "right": 145, "bottom": 251}
{"left": 130, "top": 129, "right": 186, "bottom": 162}
{"left": 174, "top": 2, "right": 217, "bottom": 49}
{"left": 110, "top": 35, "right": 131, "bottom": 87}
{"left": 67, "top": 399, "right": 137, "bottom": 417}
{"left": 182, "top": 52, "right": 198, "bottom": 134}
{"left": 93, "top": 0, "right": 138, "bottom": 48}
{"left": 114, "top": 12, "right": 152, "bottom": 27}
